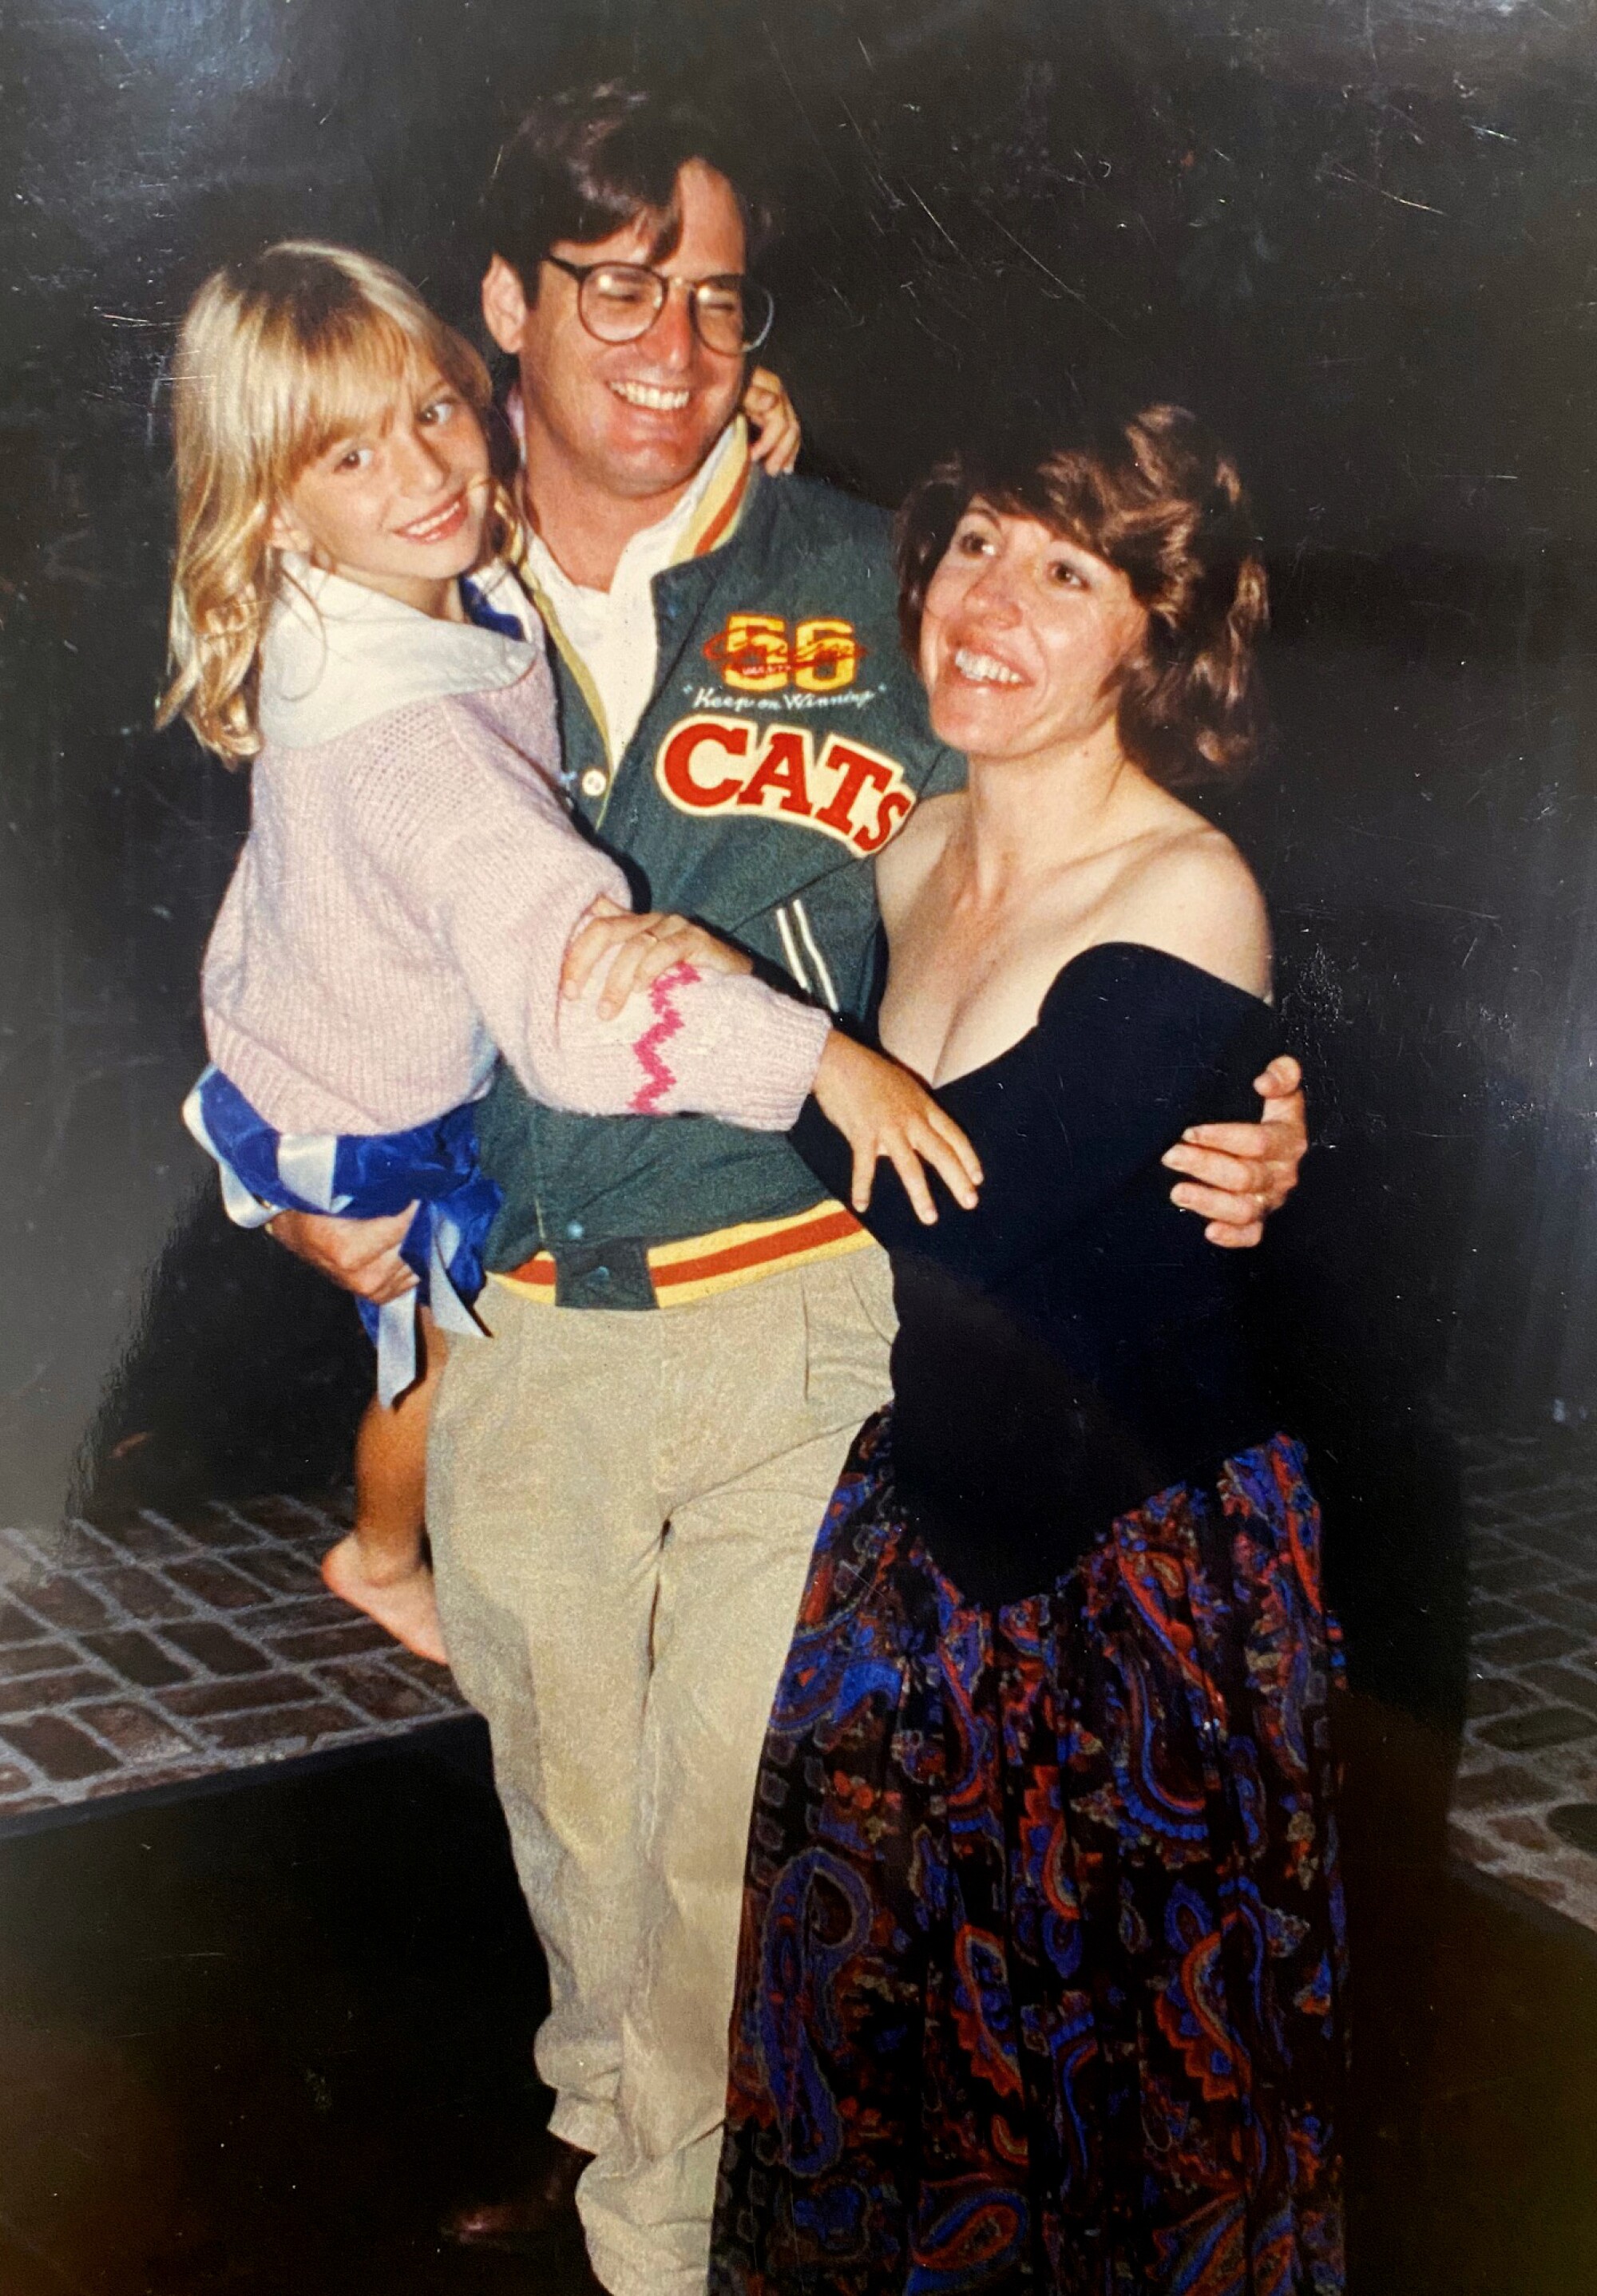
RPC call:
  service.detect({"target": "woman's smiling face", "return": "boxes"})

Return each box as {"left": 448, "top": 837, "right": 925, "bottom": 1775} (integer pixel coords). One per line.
{"left": 919, "top": 501, "right": 1149, "bottom": 766}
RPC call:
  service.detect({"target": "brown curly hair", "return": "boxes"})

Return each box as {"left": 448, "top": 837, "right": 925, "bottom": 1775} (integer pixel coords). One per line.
{"left": 894, "top": 405, "right": 1268, "bottom": 790}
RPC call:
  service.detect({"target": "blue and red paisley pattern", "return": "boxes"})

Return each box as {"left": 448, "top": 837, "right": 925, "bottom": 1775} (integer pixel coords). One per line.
{"left": 711, "top": 1415, "right": 1346, "bottom": 2295}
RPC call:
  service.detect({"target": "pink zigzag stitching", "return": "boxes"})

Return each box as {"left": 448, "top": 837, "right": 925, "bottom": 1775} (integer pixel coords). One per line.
{"left": 628, "top": 960, "right": 701, "bottom": 1113}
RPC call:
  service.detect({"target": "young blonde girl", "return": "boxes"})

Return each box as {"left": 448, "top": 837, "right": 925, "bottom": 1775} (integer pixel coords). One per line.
{"left": 161, "top": 241, "right": 978, "bottom": 1665}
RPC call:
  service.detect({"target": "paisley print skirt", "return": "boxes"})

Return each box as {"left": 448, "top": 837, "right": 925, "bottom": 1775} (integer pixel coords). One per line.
{"left": 711, "top": 1414, "right": 1346, "bottom": 2295}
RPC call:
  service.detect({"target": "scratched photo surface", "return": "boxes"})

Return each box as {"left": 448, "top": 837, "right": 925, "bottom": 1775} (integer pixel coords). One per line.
{"left": 2, "top": 1, "right": 1597, "bottom": 2289}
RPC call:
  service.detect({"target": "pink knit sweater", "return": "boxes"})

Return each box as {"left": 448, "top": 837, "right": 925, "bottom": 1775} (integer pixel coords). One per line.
{"left": 202, "top": 570, "right": 831, "bottom": 1137}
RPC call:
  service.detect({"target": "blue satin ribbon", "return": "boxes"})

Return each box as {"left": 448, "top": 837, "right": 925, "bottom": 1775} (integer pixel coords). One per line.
{"left": 183, "top": 1066, "right": 501, "bottom": 1405}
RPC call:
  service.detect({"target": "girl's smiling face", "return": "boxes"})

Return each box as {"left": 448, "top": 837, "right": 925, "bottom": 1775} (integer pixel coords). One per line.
{"left": 272, "top": 362, "right": 493, "bottom": 617}
{"left": 919, "top": 501, "right": 1149, "bottom": 766}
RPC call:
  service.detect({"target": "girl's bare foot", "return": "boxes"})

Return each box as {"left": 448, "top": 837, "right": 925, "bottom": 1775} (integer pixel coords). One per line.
{"left": 320, "top": 1533, "right": 450, "bottom": 1665}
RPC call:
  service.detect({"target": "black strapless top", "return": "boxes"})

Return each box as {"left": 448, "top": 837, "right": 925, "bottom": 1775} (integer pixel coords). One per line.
{"left": 790, "top": 941, "right": 1282, "bottom": 1607}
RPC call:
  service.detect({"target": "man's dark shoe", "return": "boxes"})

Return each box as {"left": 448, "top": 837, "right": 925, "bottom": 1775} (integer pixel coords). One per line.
{"left": 440, "top": 2130, "right": 595, "bottom": 2254}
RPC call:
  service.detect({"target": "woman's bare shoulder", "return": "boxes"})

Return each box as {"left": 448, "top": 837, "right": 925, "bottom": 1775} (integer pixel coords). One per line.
{"left": 876, "top": 790, "right": 963, "bottom": 927}
{"left": 1108, "top": 813, "right": 1273, "bottom": 1000}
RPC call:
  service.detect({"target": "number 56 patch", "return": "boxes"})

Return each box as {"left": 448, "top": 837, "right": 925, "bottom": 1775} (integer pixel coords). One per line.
{"left": 701, "top": 614, "right": 866, "bottom": 693}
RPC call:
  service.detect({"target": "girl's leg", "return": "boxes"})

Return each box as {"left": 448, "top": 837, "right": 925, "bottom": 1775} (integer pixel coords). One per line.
{"left": 321, "top": 1310, "right": 450, "bottom": 1664}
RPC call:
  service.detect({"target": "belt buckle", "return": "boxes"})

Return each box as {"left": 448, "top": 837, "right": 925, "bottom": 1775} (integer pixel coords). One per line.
{"left": 553, "top": 1237, "right": 656, "bottom": 1311}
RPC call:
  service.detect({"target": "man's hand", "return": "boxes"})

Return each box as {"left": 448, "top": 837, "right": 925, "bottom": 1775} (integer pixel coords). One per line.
{"left": 269, "top": 1205, "right": 418, "bottom": 1303}
{"left": 1161, "top": 1055, "right": 1308, "bottom": 1249}
{"left": 743, "top": 367, "right": 801, "bottom": 475}
{"left": 561, "top": 895, "right": 753, "bottom": 1019}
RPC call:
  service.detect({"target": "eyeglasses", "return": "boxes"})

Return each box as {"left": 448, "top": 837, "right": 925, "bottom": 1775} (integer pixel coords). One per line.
{"left": 542, "top": 256, "right": 775, "bottom": 357}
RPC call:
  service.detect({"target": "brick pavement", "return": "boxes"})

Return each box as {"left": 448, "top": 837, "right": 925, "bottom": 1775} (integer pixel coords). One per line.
{"left": 8, "top": 1432, "right": 1597, "bottom": 1944}
{"left": 1450, "top": 1427, "right": 1597, "bottom": 1930}
{"left": 0, "top": 1494, "right": 467, "bottom": 1822}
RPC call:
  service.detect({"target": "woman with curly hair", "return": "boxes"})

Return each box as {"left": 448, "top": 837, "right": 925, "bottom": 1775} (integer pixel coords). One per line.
{"left": 711, "top": 406, "right": 1346, "bottom": 2294}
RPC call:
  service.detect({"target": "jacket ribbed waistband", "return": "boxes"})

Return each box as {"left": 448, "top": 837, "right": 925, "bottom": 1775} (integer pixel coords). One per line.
{"left": 493, "top": 1197, "right": 871, "bottom": 1310}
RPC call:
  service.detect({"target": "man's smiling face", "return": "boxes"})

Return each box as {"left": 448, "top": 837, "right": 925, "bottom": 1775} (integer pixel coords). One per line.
{"left": 486, "top": 158, "right": 749, "bottom": 511}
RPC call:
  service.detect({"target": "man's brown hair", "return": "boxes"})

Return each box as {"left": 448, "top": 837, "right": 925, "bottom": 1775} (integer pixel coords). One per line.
{"left": 483, "top": 84, "right": 772, "bottom": 294}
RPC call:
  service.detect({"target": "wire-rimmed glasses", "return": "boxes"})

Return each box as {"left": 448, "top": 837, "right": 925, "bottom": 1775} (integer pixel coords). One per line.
{"left": 543, "top": 256, "right": 775, "bottom": 357}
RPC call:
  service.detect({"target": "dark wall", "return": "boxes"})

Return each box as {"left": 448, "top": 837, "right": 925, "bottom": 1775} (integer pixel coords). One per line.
{"left": 6, "top": 0, "right": 1596, "bottom": 1712}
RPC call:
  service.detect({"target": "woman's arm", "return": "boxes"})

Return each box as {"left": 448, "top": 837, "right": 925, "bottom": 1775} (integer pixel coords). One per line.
{"left": 1107, "top": 824, "right": 1274, "bottom": 1002}
{"left": 793, "top": 943, "right": 1280, "bottom": 1283}
{"left": 1088, "top": 825, "right": 1302, "bottom": 1241}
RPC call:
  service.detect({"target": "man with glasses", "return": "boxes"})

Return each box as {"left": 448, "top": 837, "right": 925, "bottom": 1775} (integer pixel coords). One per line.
{"left": 271, "top": 85, "right": 1307, "bottom": 2296}
{"left": 542, "top": 252, "right": 770, "bottom": 354}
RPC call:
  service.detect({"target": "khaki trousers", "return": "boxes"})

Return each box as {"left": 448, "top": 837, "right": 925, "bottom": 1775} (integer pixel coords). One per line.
{"left": 426, "top": 1244, "right": 896, "bottom": 2296}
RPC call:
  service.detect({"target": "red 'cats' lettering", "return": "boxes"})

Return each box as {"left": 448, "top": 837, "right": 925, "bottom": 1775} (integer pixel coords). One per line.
{"left": 736, "top": 730, "right": 813, "bottom": 817}
{"left": 655, "top": 716, "right": 915, "bottom": 856}
{"left": 812, "top": 745, "right": 894, "bottom": 837}
{"left": 658, "top": 718, "right": 751, "bottom": 809}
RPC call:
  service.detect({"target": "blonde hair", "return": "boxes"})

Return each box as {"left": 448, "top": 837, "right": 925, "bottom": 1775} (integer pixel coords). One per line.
{"left": 158, "top": 240, "right": 521, "bottom": 762}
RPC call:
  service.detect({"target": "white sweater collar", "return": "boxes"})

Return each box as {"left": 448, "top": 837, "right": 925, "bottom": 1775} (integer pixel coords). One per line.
{"left": 257, "top": 559, "right": 541, "bottom": 747}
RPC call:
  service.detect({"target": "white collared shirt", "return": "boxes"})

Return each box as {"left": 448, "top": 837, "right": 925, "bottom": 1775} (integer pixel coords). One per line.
{"left": 519, "top": 417, "right": 743, "bottom": 765}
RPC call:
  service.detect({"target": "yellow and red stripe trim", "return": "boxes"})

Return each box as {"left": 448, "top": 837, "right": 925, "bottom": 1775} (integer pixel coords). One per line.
{"left": 494, "top": 1194, "right": 870, "bottom": 1308}
{"left": 679, "top": 417, "right": 753, "bottom": 562}
{"left": 517, "top": 420, "right": 753, "bottom": 784}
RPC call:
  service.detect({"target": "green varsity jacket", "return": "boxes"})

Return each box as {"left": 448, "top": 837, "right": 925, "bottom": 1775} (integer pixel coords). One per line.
{"left": 474, "top": 444, "right": 965, "bottom": 1301}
